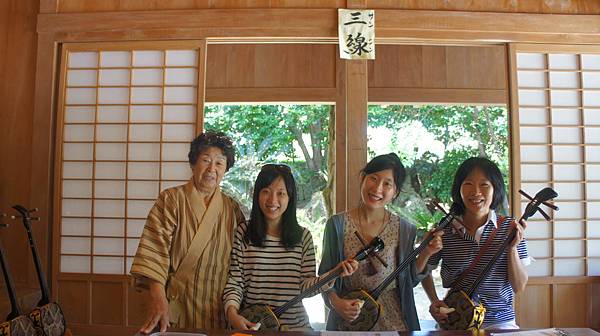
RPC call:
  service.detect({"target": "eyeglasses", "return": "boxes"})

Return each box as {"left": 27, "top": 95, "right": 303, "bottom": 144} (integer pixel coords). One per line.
{"left": 261, "top": 163, "right": 292, "bottom": 173}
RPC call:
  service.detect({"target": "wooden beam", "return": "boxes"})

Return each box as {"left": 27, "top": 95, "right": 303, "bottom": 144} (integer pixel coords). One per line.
{"left": 369, "top": 88, "right": 507, "bottom": 105}
{"left": 205, "top": 88, "right": 336, "bottom": 103}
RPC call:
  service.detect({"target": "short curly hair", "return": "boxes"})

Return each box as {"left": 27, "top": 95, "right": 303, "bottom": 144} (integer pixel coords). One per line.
{"left": 188, "top": 131, "right": 235, "bottom": 171}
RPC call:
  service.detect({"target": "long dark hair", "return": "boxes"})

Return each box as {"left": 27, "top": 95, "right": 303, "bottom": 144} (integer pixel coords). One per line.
{"left": 246, "top": 164, "right": 303, "bottom": 248}
{"left": 450, "top": 157, "right": 507, "bottom": 215}
{"left": 360, "top": 153, "right": 406, "bottom": 200}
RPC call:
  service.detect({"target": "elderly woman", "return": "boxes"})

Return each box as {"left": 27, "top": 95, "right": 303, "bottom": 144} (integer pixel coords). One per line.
{"left": 131, "top": 131, "right": 244, "bottom": 333}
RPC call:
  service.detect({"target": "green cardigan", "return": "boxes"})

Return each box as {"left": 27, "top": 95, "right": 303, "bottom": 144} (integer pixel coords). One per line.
{"left": 317, "top": 212, "right": 425, "bottom": 331}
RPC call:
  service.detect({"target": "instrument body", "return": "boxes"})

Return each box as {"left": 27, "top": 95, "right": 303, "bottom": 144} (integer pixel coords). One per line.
{"left": 237, "top": 237, "right": 384, "bottom": 331}
{"left": 440, "top": 290, "right": 485, "bottom": 330}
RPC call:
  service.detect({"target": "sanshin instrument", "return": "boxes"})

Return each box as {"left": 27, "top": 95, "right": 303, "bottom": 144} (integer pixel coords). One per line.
{"left": 12, "top": 205, "right": 67, "bottom": 336}
{"left": 332, "top": 209, "right": 458, "bottom": 331}
{"left": 238, "top": 236, "right": 384, "bottom": 330}
{"left": 0, "top": 218, "right": 39, "bottom": 336}
{"left": 440, "top": 187, "right": 558, "bottom": 330}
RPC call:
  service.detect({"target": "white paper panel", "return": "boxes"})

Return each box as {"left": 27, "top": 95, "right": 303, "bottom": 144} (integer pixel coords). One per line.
{"left": 94, "top": 218, "right": 124, "bottom": 236}
{"left": 60, "top": 256, "right": 90, "bottom": 273}
{"left": 520, "top": 163, "right": 550, "bottom": 181}
{"left": 528, "top": 240, "right": 551, "bottom": 258}
{"left": 162, "top": 143, "right": 189, "bottom": 161}
{"left": 548, "top": 54, "right": 578, "bottom": 70}
{"left": 96, "top": 124, "right": 127, "bottom": 141}
{"left": 526, "top": 258, "right": 550, "bottom": 276}
{"left": 100, "top": 51, "right": 130, "bottom": 67}
{"left": 588, "top": 258, "right": 600, "bottom": 276}
{"left": 584, "top": 91, "right": 600, "bottom": 107}
{"left": 162, "top": 124, "right": 194, "bottom": 142}
{"left": 161, "top": 162, "right": 191, "bottom": 180}
{"left": 553, "top": 164, "right": 583, "bottom": 181}
{"left": 585, "top": 146, "right": 600, "bottom": 162}
{"left": 130, "top": 124, "right": 161, "bottom": 142}
{"left": 524, "top": 220, "right": 551, "bottom": 239}
{"left": 520, "top": 145, "right": 549, "bottom": 162}
{"left": 128, "top": 143, "right": 160, "bottom": 161}
{"left": 550, "top": 90, "right": 580, "bottom": 107}
{"left": 554, "top": 202, "right": 584, "bottom": 219}
{"left": 584, "top": 128, "right": 600, "bottom": 143}
{"left": 589, "top": 221, "right": 600, "bottom": 238}
{"left": 94, "top": 180, "right": 125, "bottom": 198}
{"left": 127, "top": 181, "right": 159, "bottom": 199}
{"left": 161, "top": 180, "right": 184, "bottom": 191}
{"left": 132, "top": 68, "right": 163, "bottom": 86}
{"left": 521, "top": 182, "right": 551, "bottom": 195}
{"left": 552, "top": 221, "right": 585, "bottom": 238}
{"left": 581, "top": 54, "right": 600, "bottom": 70}
{"left": 520, "top": 126, "right": 548, "bottom": 143}
{"left": 69, "top": 52, "right": 98, "bottom": 68}
{"left": 587, "top": 202, "right": 600, "bottom": 217}
{"left": 127, "top": 219, "right": 146, "bottom": 237}
{"left": 549, "top": 72, "right": 579, "bottom": 88}
{"left": 552, "top": 127, "right": 581, "bottom": 144}
{"left": 518, "top": 90, "right": 546, "bottom": 106}
{"left": 554, "top": 258, "right": 584, "bottom": 276}
{"left": 98, "top": 87, "right": 129, "bottom": 104}
{"left": 63, "top": 162, "right": 93, "bottom": 179}
{"left": 65, "top": 106, "right": 95, "bottom": 123}
{"left": 164, "top": 87, "right": 196, "bottom": 104}
{"left": 131, "top": 105, "right": 161, "bottom": 123}
{"left": 517, "top": 53, "right": 545, "bottom": 69}
{"left": 132, "top": 50, "right": 163, "bottom": 67}
{"left": 588, "top": 240, "right": 600, "bottom": 257}
{"left": 67, "top": 70, "right": 97, "bottom": 86}
{"left": 64, "top": 124, "right": 94, "bottom": 141}
{"left": 93, "top": 238, "right": 124, "bottom": 255}
{"left": 66, "top": 88, "right": 96, "bottom": 105}
{"left": 163, "top": 105, "right": 196, "bottom": 123}
{"left": 554, "top": 240, "right": 584, "bottom": 257}
{"left": 95, "top": 162, "right": 126, "bottom": 179}
{"left": 98, "top": 69, "right": 130, "bottom": 86}
{"left": 63, "top": 143, "right": 93, "bottom": 160}
{"left": 589, "top": 184, "right": 600, "bottom": 200}
{"left": 582, "top": 72, "right": 600, "bottom": 88}
{"left": 61, "top": 217, "right": 91, "bottom": 236}
{"left": 97, "top": 105, "right": 128, "bottom": 123}
{"left": 61, "top": 237, "right": 91, "bottom": 254}
{"left": 131, "top": 87, "right": 162, "bottom": 104}
{"left": 96, "top": 143, "right": 126, "bottom": 161}
{"left": 586, "top": 164, "right": 600, "bottom": 180}
{"left": 551, "top": 108, "right": 580, "bottom": 125}
{"left": 93, "top": 256, "right": 123, "bottom": 274}
{"left": 166, "top": 50, "right": 197, "bottom": 66}
{"left": 62, "top": 180, "right": 92, "bottom": 198}
{"left": 128, "top": 162, "right": 159, "bottom": 179}
{"left": 553, "top": 146, "right": 582, "bottom": 162}
{"left": 127, "top": 200, "right": 154, "bottom": 218}
{"left": 94, "top": 200, "right": 125, "bottom": 217}
{"left": 127, "top": 257, "right": 135, "bottom": 273}
{"left": 518, "top": 70, "right": 546, "bottom": 87}
{"left": 165, "top": 68, "right": 197, "bottom": 85}
{"left": 127, "top": 238, "right": 140, "bottom": 256}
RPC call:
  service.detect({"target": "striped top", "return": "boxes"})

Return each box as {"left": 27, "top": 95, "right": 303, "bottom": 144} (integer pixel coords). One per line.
{"left": 426, "top": 210, "right": 531, "bottom": 326}
{"left": 223, "top": 221, "right": 328, "bottom": 330}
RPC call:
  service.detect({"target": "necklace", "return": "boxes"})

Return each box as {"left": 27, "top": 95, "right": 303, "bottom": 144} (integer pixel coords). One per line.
{"left": 356, "top": 206, "right": 388, "bottom": 240}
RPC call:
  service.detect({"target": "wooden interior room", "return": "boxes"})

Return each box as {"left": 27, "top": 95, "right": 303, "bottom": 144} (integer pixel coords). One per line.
{"left": 1, "top": 1, "right": 600, "bottom": 335}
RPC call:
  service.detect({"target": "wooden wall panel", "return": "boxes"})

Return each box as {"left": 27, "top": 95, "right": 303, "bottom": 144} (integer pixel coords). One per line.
{"left": 515, "top": 285, "right": 551, "bottom": 327}
{"left": 554, "top": 284, "right": 588, "bottom": 327}
{"left": 91, "top": 281, "right": 124, "bottom": 325}
{"left": 58, "top": 280, "right": 89, "bottom": 324}
{"left": 445, "top": 46, "right": 506, "bottom": 89}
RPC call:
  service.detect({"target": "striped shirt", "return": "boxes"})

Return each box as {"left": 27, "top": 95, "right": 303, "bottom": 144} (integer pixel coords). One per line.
{"left": 427, "top": 210, "right": 531, "bottom": 326}
{"left": 223, "top": 221, "right": 329, "bottom": 330}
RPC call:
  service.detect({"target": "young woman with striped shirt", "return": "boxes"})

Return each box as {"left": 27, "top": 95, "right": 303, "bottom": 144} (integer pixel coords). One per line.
{"left": 424, "top": 157, "right": 531, "bottom": 329}
{"left": 223, "top": 164, "right": 358, "bottom": 331}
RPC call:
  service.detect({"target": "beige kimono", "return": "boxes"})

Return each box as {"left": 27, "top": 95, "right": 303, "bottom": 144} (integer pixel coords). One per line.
{"left": 130, "top": 180, "right": 244, "bottom": 329}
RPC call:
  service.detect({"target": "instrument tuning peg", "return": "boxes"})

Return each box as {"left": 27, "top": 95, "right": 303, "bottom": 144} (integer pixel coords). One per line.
{"left": 29, "top": 208, "right": 39, "bottom": 213}
{"left": 0, "top": 223, "right": 8, "bottom": 228}
{"left": 31, "top": 217, "right": 40, "bottom": 221}
{"left": 9, "top": 215, "right": 21, "bottom": 220}
{"left": 0, "top": 213, "right": 6, "bottom": 218}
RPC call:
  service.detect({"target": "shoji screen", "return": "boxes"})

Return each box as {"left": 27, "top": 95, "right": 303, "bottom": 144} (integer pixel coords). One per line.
{"left": 512, "top": 45, "right": 600, "bottom": 277}
{"left": 56, "top": 43, "right": 202, "bottom": 276}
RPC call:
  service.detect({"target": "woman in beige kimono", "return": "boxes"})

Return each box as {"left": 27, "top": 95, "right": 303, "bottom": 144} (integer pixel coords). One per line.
{"left": 131, "top": 131, "right": 245, "bottom": 333}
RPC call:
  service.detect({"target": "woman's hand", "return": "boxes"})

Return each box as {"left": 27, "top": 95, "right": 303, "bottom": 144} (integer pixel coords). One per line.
{"left": 510, "top": 219, "right": 528, "bottom": 248}
{"left": 429, "top": 299, "right": 450, "bottom": 324}
{"left": 139, "top": 281, "right": 170, "bottom": 334}
{"left": 423, "top": 229, "right": 444, "bottom": 257}
{"left": 226, "top": 306, "right": 256, "bottom": 330}
{"left": 330, "top": 294, "right": 362, "bottom": 322}
{"left": 337, "top": 258, "right": 359, "bottom": 277}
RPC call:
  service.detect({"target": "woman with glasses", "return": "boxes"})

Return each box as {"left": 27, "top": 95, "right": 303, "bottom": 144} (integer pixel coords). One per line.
{"left": 131, "top": 131, "right": 245, "bottom": 333}
{"left": 223, "top": 164, "right": 358, "bottom": 330}
{"left": 318, "top": 153, "right": 443, "bottom": 331}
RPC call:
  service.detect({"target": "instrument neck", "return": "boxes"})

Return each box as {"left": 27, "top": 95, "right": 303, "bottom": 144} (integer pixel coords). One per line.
{"left": 0, "top": 241, "right": 22, "bottom": 319}
{"left": 23, "top": 218, "right": 50, "bottom": 305}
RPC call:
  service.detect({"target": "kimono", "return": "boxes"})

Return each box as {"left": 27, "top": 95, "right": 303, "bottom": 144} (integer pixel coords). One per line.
{"left": 130, "top": 180, "right": 244, "bottom": 329}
